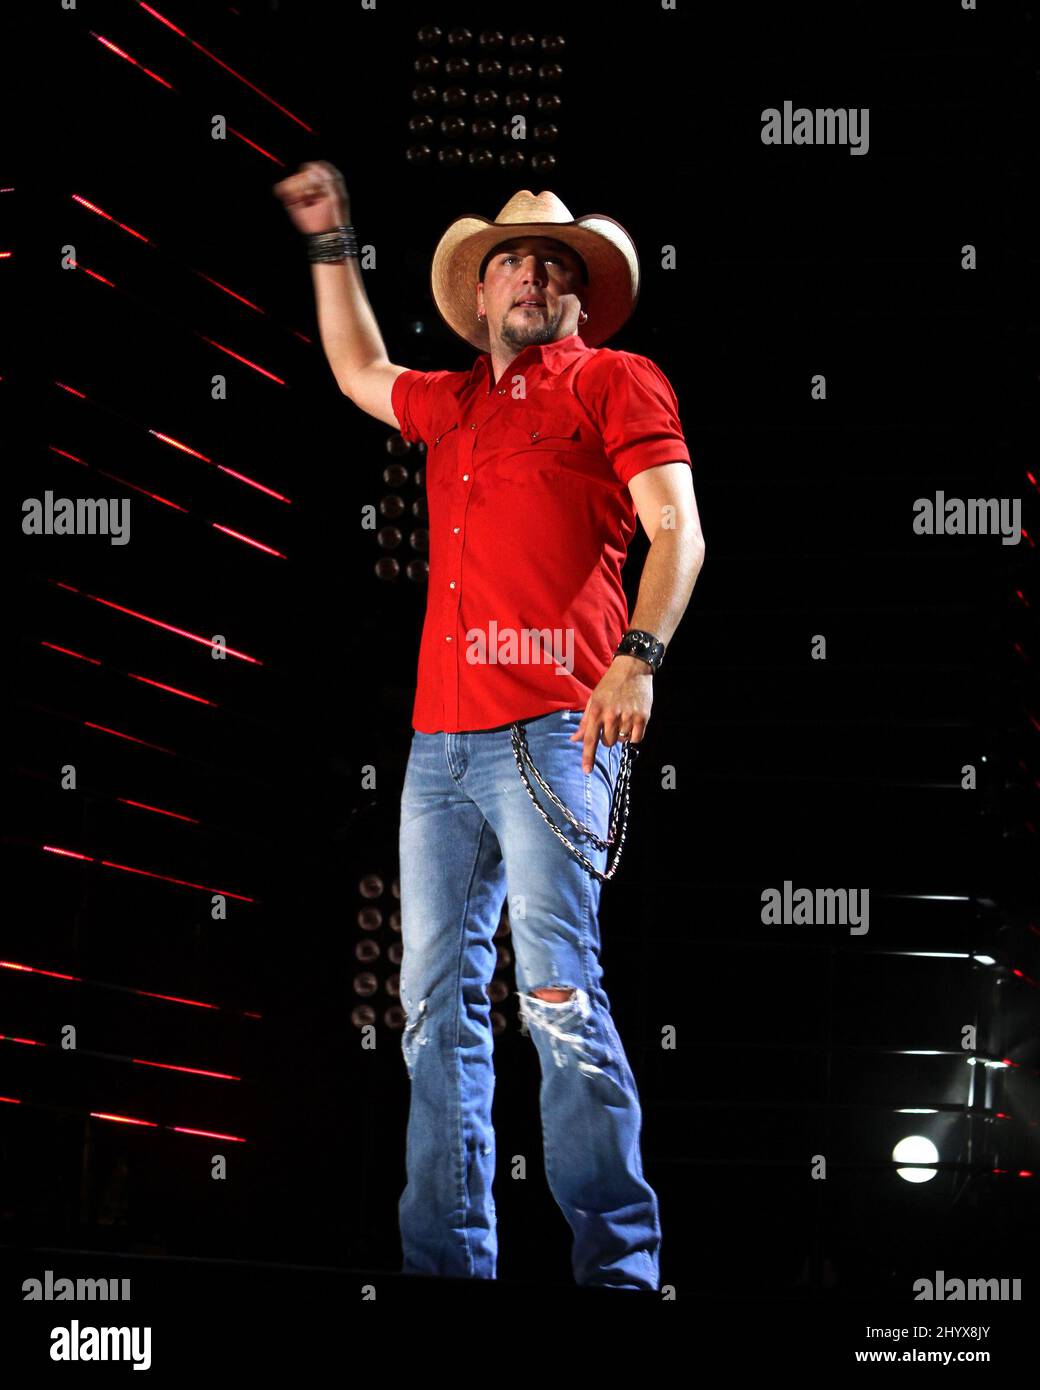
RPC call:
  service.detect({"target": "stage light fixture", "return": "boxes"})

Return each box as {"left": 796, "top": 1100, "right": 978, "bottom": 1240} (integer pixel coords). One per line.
{"left": 893, "top": 1135, "right": 939, "bottom": 1184}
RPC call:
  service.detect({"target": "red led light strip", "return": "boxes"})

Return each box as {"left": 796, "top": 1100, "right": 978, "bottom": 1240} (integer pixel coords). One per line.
{"left": 89, "top": 31, "right": 282, "bottom": 166}
{"left": 132, "top": 1057, "right": 239, "bottom": 1079}
{"left": 82, "top": 720, "right": 176, "bottom": 755}
{"left": 40, "top": 641, "right": 218, "bottom": 705}
{"left": 193, "top": 270, "right": 265, "bottom": 314}
{"left": 148, "top": 431, "right": 291, "bottom": 503}
{"left": 215, "top": 465, "right": 292, "bottom": 502}
{"left": 89, "top": 1114, "right": 246, "bottom": 1141}
{"left": 71, "top": 261, "right": 116, "bottom": 288}
{"left": 0, "top": 1102, "right": 243, "bottom": 1135}
{"left": 51, "top": 443, "right": 188, "bottom": 512}
{"left": 90, "top": 33, "right": 174, "bottom": 88}
{"left": 0, "top": 1033, "right": 239, "bottom": 1080}
{"left": 42, "top": 845, "right": 256, "bottom": 903}
{"left": 52, "top": 393, "right": 292, "bottom": 506}
{"left": 169, "top": 1126, "right": 246, "bottom": 1141}
{"left": 68, "top": 200, "right": 312, "bottom": 343}
{"left": 127, "top": 673, "right": 215, "bottom": 705}
{"left": 136, "top": 2, "right": 314, "bottom": 132}
{"left": 117, "top": 798, "right": 200, "bottom": 825}
{"left": 211, "top": 524, "right": 285, "bottom": 557}
{"left": 40, "top": 641, "right": 101, "bottom": 667}
{"left": 91, "top": 1111, "right": 158, "bottom": 1126}
{"left": 48, "top": 443, "right": 287, "bottom": 552}
{"left": 194, "top": 336, "right": 287, "bottom": 384}
{"left": 63, "top": 238, "right": 289, "bottom": 381}
{"left": 49, "top": 580, "right": 262, "bottom": 664}
{"left": 0, "top": 958, "right": 261, "bottom": 1019}
{"left": 69, "top": 195, "right": 152, "bottom": 244}
{"left": 0, "top": 961, "right": 80, "bottom": 982}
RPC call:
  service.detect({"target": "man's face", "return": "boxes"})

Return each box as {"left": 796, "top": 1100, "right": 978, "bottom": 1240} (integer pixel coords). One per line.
{"left": 477, "top": 237, "right": 586, "bottom": 350}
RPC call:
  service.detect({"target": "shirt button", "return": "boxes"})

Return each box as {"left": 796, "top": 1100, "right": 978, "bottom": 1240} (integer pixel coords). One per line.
{"left": 445, "top": 635, "right": 452, "bottom": 641}
{"left": 498, "top": 388, "right": 505, "bottom": 394}
{"left": 449, "top": 581, "right": 456, "bottom": 589}
{"left": 470, "top": 423, "right": 477, "bottom": 430}
{"left": 453, "top": 526, "right": 460, "bottom": 533}
{"left": 462, "top": 473, "right": 469, "bottom": 481}
{"left": 531, "top": 431, "right": 540, "bottom": 439}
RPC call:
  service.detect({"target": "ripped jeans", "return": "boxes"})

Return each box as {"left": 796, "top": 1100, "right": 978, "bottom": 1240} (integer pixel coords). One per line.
{"left": 397, "top": 707, "right": 661, "bottom": 1290}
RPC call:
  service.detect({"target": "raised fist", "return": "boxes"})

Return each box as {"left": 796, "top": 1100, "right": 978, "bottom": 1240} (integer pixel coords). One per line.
{"left": 272, "top": 159, "right": 351, "bottom": 235}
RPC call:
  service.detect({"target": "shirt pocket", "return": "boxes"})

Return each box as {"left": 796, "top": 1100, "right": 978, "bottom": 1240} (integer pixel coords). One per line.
{"left": 491, "top": 406, "right": 601, "bottom": 484}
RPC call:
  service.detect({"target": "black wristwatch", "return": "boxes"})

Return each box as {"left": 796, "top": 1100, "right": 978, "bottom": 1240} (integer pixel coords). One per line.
{"left": 614, "top": 629, "right": 665, "bottom": 674}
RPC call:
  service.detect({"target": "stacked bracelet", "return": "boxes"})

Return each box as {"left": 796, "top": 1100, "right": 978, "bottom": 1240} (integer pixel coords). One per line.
{"left": 306, "top": 224, "right": 359, "bottom": 263}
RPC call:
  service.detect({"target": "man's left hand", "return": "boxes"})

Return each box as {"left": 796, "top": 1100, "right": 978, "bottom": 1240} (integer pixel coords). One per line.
{"left": 570, "top": 655, "right": 653, "bottom": 774}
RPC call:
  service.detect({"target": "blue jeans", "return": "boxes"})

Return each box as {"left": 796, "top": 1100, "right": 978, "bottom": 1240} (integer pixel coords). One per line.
{"left": 397, "top": 707, "right": 662, "bottom": 1290}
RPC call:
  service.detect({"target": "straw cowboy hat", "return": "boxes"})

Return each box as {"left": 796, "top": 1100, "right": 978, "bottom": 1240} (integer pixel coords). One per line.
{"left": 430, "top": 189, "right": 641, "bottom": 351}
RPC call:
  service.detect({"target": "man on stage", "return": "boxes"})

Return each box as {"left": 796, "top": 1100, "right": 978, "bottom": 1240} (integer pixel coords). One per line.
{"left": 274, "top": 163, "right": 705, "bottom": 1290}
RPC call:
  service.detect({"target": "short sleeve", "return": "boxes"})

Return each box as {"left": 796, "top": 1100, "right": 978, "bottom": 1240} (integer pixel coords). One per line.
{"left": 575, "top": 353, "right": 692, "bottom": 487}
{"left": 391, "top": 369, "right": 457, "bottom": 448}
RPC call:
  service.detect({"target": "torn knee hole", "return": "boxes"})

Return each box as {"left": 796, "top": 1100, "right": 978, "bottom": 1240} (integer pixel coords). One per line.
{"left": 530, "top": 987, "right": 575, "bottom": 1003}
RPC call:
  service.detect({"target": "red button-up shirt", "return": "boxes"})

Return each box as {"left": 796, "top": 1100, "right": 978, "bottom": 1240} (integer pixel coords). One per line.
{"left": 391, "top": 331, "right": 692, "bottom": 733}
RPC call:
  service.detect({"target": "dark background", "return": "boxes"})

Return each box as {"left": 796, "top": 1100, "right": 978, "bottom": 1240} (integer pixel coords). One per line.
{"left": 2, "top": 0, "right": 1037, "bottom": 1302}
